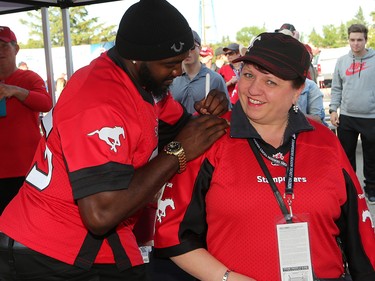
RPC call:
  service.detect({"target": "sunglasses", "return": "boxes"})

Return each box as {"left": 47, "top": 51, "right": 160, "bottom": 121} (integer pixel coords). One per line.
{"left": 190, "top": 44, "right": 200, "bottom": 51}
{"left": 225, "top": 51, "right": 236, "bottom": 56}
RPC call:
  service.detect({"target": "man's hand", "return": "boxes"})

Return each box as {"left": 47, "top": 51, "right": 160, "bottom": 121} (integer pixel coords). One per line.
{"left": 0, "top": 83, "right": 29, "bottom": 101}
{"left": 194, "top": 89, "right": 229, "bottom": 116}
{"left": 175, "top": 114, "right": 229, "bottom": 161}
{"left": 330, "top": 111, "right": 339, "bottom": 127}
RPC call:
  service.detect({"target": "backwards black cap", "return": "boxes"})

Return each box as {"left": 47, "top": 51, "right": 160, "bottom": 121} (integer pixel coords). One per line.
{"left": 115, "top": 0, "right": 193, "bottom": 61}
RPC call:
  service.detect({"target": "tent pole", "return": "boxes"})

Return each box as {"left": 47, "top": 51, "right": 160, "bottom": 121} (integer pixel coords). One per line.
{"left": 61, "top": 8, "right": 74, "bottom": 80}
{"left": 41, "top": 7, "right": 56, "bottom": 105}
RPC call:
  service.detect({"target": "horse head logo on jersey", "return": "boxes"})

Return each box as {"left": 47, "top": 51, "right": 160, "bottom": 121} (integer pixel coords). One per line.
{"left": 88, "top": 126, "right": 125, "bottom": 153}
{"left": 362, "top": 210, "right": 375, "bottom": 229}
{"left": 157, "top": 198, "right": 175, "bottom": 223}
{"left": 271, "top": 152, "right": 284, "bottom": 166}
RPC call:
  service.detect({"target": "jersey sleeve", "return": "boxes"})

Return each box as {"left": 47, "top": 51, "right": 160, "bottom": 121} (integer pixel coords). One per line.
{"left": 9, "top": 70, "right": 52, "bottom": 112}
{"left": 335, "top": 138, "right": 375, "bottom": 280}
{"left": 154, "top": 154, "right": 212, "bottom": 258}
{"left": 58, "top": 105, "right": 138, "bottom": 200}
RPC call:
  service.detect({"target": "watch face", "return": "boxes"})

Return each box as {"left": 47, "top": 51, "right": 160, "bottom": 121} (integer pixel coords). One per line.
{"left": 167, "top": 141, "right": 181, "bottom": 152}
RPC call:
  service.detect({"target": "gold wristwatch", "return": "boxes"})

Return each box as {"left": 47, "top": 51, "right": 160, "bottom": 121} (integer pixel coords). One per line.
{"left": 164, "top": 141, "right": 186, "bottom": 173}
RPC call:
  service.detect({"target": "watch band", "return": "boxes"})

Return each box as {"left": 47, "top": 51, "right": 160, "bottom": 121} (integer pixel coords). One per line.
{"left": 164, "top": 141, "right": 187, "bottom": 173}
{"left": 176, "top": 150, "right": 186, "bottom": 173}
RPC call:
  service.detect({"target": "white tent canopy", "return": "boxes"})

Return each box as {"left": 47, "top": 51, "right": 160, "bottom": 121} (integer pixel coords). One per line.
{"left": 0, "top": 0, "right": 125, "bottom": 14}
{"left": 0, "top": 0, "right": 123, "bottom": 103}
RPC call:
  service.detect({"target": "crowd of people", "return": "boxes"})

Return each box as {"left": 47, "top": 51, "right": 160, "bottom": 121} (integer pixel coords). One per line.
{"left": 0, "top": 1, "right": 374, "bottom": 281}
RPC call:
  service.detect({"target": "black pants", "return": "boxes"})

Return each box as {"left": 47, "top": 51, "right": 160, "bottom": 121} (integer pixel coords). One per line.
{"left": 0, "top": 177, "right": 25, "bottom": 215}
{"left": 337, "top": 115, "right": 375, "bottom": 186}
{"left": 0, "top": 233, "right": 148, "bottom": 281}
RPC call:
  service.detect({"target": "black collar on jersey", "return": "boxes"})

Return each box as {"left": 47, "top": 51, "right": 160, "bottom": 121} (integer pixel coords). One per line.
{"left": 107, "top": 47, "right": 155, "bottom": 106}
{"left": 230, "top": 101, "right": 314, "bottom": 154}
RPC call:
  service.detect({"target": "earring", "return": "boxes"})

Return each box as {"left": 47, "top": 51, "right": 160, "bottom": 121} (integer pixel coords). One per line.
{"left": 132, "top": 60, "right": 136, "bottom": 64}
{"left": 293, "top": 104, "right": 299, "bottom": 113}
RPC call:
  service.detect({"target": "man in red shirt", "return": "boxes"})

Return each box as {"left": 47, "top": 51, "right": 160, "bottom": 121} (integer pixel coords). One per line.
{"left": 218, "top": 43, "right": 242, "bottom": 105}
{"left": 0, "top": 26, "right": 52, "bottom": 214}
{"left": 0, "top": 1, "right": 229, "bottom": 280}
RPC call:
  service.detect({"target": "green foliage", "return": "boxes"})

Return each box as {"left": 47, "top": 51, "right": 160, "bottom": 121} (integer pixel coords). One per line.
{"left": 306, "top": 6, "right": 373, "bottom": 48}
{"left": 18, "top": 5, "right": 375, "bottom": 50}
{"left": 235, "top": 25, "right": 267, "bottom": 46}
{"left": 215, "top": 6, "right": 375, "bottom": 49}
{"left": 368, "top": 11, "right": 375, "bottom": 48}
{"left": 19, "top": 7, "right": 116, "bottom": 48}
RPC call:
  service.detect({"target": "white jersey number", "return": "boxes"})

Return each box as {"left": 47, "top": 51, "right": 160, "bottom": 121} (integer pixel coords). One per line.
{"left": 25, "top": 145, "right": 53, "bottom": 191}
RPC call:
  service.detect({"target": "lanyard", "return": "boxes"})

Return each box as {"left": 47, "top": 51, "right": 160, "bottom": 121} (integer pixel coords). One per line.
{"left": 248, "top": 134, "right": 297, "bottom": 223}
{"left": 249, "top": 137, "right": 320, "bottom": 281}
{"left": 230, "top": 64, "right": 241, "bottom": 79}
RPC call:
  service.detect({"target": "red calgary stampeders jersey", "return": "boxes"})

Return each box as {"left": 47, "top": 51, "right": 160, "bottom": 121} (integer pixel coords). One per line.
{"left": 154, "top": 111, "right": 375, "bottom": 280}
{"left": 0, "top": 51, "right": 186, "bottom": 270}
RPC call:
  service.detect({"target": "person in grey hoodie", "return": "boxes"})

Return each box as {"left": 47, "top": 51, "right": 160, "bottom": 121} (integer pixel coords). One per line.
{"left": 329, "top": 23, "right": 375, "bottom": 204}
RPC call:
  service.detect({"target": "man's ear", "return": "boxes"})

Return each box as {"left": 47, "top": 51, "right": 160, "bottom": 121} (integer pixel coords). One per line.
{"left": 14, "top": 43, "right": 20, "bottom": 55}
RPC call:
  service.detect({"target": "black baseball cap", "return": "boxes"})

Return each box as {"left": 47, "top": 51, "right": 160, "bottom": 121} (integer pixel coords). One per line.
{"left": 233, "top": 32, "right": 310, "bottom": 81}
{"left": 223, "top": 43, "right": 239, "bottom": 53}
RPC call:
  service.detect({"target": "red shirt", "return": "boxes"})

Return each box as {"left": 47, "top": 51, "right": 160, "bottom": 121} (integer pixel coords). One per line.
{"left": 154, "top": 109, "right": 375, "bottom": 280}
{"left": 0, "top": 52, "right": 187, "bottom": 270}
{"left": 0, "top": 69, "right": 52, "bottom": 178}
{"left": 218, "top": 64, "right": 240, "bottom": 104}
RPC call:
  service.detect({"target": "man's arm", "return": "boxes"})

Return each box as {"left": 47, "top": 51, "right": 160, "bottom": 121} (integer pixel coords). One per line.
{"left": 329, "top": 58, "right": 344, "bottom": 126}
{"left": 306, "top": 81, "right": 325, "bottom": 123}
{"left": 0, "top": 71, "right": 52, "bottom": 112}
{"left": 77, "top": 115, "right": 229, "bottom": 236}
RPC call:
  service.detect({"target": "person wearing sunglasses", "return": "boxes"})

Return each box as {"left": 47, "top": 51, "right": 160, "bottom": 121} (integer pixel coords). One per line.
{"left": 218, "top": 43, "right": 242, "bottom": 105}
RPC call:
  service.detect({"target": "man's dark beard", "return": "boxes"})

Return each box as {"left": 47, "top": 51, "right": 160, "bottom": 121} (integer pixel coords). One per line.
{"left": 138, "top": 62, "right": 169, "bottom": 99}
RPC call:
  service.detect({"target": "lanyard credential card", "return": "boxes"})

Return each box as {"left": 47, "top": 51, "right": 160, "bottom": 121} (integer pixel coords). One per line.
{"left": 248, "top": 136, "right": 316, "bottom": 281}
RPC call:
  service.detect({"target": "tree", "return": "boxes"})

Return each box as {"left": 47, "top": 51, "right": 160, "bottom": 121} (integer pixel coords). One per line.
{"left": 19, "top": 6, "right": 116, "bottom": 48}
{"left": 368, "top": 11, "right": 375, "bottom": 48}
{"left": 346, "top": 7, "right": 368, "bottom": 28}
{"left": 308, "top": 28, "right": 324, "bottom": 48}
{"left": 307, "top": 6, "right": 373, "bottom": 48}
{"left": 235, "top": 25, "right": 267, "bottom": 46}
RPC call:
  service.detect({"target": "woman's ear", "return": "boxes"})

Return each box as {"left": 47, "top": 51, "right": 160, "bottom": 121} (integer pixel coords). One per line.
{"left": 292, "top": 82, "right": 305, "bottom": 105}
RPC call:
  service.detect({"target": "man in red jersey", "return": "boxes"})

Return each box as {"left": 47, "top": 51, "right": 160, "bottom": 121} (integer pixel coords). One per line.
{"left": 0, "top": 0, "right": 229, "bottom": 280}
{"left": 0, "top": 26, "right": 52, "bottom": 214}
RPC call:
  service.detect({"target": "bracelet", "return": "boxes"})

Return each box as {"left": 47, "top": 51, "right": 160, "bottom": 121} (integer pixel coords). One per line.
{"left": 222, "top": 269, "right": 231, "bottom": 281}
